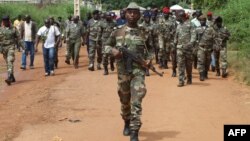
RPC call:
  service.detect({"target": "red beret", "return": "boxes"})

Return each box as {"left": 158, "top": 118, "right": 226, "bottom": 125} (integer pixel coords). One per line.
{"left": 162, "top": 7, "right": 170, "bottom": 14}
{"left": 207, "top": 11, "right": 213, "bottom": 16}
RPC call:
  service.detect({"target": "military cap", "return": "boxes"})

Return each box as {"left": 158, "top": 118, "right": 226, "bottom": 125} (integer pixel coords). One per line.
{"left": 143, "top": 10, "right": 151, "bottom": 17}
{"left": 127, "top": 2, "right": 140, "bottom": 10}
{"left": 2, "top": 15, "right": 9, "bottom": 20}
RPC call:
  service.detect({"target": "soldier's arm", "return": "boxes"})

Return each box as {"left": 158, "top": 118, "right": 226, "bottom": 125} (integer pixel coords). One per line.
{"left": 190, "top": 25, "right": 196, "bottom": 45}
{"left": 104, "top": 31, "right": 117, "bottom": 56}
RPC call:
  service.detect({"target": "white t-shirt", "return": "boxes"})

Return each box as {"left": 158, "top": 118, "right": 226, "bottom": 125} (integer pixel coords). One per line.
{"left": 37, "top": 25, "right": 60, "bottom": 48}
{"left": 191, "top": 18, "right": 201, "bottom": 27}
{"left": 24, "top": 21, "right": 32, "bottom": 41}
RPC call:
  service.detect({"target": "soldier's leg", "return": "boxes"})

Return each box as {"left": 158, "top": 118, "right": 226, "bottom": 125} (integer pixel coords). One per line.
{"left": 88, "top": 40, "right": 96, "bottom": 71}
{"left": 110, "top": 55, "right": 115, "bottom": 71}
{"left": 130, "top": 74, "right": 146, "bottom": 140}
{"left": 204, "top": 50, "right": 212, "bottom": 79}
{"left": 193, "top": 45, "right": 198, "bottom": 69}
{"left": 177, "top": 49, "right": 185, "bottom": 86}
{"left": 102, "top": 52, "right": 109, "bottom": 75}
{"left": 185, "top": 50, "right": 193, "bottom": 84}
{"left": 73, "top": 41, "right": 81, "bottom": 69}
{"left": 210, "top": 51, "right": 216, "bottom": 72}
{"left": 220, "top": 47, "right": 228, "bottom": 77}
{"left": 171, "top": 46, "right": 177, "bottom": 77}
{"left": 65, "top": 42, "right": 73, "bottom": 64}
{"left": 96, "top": 44, "right": 102, "bottom": 70}
{"left": 197, "top": 48, "right": 205, "bottom": 81}
{"left": 214, "top": 50, "right": 221, "bottom": 76}
{"left": 118, "top": 74, "right": 131, "bottom": 136}
{"left": 5, "top": 47, "right": 15, "bottom": 85}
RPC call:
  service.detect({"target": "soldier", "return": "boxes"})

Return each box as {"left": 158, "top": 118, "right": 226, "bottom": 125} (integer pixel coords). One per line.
{"left": 104, "top": 2, "right": 154, "bottom": 141}
{"left": 150, "top": 8, "right": 159, "bottom": 64}
{"left": 35, "top": 19, "right": 60, "bottom": 76}
{"left": 0, "top": 16, "right": 24, "bottom": 85}
{"left": 100, "top": 11, "right": 116, "bottom": 75}
{"left": 196, "top": 15, "right": 219, "bottom": 81}
{"left": 174, "top": 11, "right": 196, "bottom": 87}
{"left": 213, "top": 16, "right": 230, "bottom": 78}
{"left": 139, "top": 10, "right": 153, "bottom": 76}
{"left": 20, "top": 15, "right": 37, "bottom": 70}
{"left": 158, "top": 7, "right": 176, "bottom": 70}
{"left": 65, "top": 16, "right": 85, "bottom": 69}
{"left": 87, "top": 10, "right": 102, "bottom": 71}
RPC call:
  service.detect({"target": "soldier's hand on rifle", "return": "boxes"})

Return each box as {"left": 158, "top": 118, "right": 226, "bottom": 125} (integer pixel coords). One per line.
{"left": 112, "top": 48, "right": 122, "bottom": 59}
{"left": 143, "top": 59, "right": 152, "bottom": 68}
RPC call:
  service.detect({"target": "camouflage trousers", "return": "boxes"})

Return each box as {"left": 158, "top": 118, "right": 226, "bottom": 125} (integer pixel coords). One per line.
{"left": 158, "top": 40, "right": 170, "bottom": 61}
{"left": 192, "top": 44, "right": 199, "bottom": 68}
{"left": 102, "top": 44, "right": 114, "bottom": 66}
{"left": 88, "top": 39, "right": 102, "bottom": 65}
{"left": 54, "top": 45, "right": 59, "bottom": 65}
{"left": 153, "top": 39, "right": 159, "bottom": 63}
{"left": 170, "top": 44, "right": 177, "bottom": 70}
{"left": 66, "top": 40, "right": 81, "bottom": 65}
{"left": 214, "top": 47, "right": 227, "bottom": 70}
{"left": 177, "top": 49, "right": 193, "bottom": 84}
{"left": 197, "top": 46, "right": 212, "bottom": 73}
{"left": 1, "top": 45, "right": 15, "bottom": 75}
{"left": 118, "top": 73, "right": 146, "bottom": 131}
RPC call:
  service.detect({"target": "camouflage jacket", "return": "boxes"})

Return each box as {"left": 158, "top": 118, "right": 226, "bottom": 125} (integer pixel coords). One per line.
{"left": 0, "top": 26, "right": 21, "bottom": 47}
{"left": 87, "top": 18, "right": 102, "bottom": 41}
{"left": 213, "top": 25, "right": 230, "bottom": 48}
{"left": 150, "top": 20, "right": 159, "bottom": 46}
{"left": 100, "top": 20, "right": 116, "bottom": 43}
{"left": 66, "top": 22, "right": 85, "bottom": 41}
{"left": 174, "top": 20, "right": 196, "bottom": 50}
{"left": 139, "top": 21, "right": 153, "bottom": 47}
{"left": 196, "top": 25, "right": 218, "bottom": 48}
{"left": 105, "top": 25, "right": 154, "bottom": 75}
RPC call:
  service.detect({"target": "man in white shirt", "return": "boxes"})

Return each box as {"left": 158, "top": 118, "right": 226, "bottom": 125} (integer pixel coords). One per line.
{"left": 35, "top": 19, "right": 60, "bottom": 76}
{"left": 20, "top": 15, "right": 37, "bottom": 70}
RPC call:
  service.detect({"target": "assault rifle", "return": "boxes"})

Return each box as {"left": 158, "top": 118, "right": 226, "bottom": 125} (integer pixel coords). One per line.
{"left": 119, "top": 46, "right": 164, "bottom": 77}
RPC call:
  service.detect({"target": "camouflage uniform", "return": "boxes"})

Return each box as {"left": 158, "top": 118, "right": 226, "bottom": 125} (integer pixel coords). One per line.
{"left": 196, "top": 25, "right": 218, "bottom": 79}
{"left": 157, "top": 16, "right": 176, "bottom": 70}
{"left": 65, "top": 22, "right": 85, "bottom": 68}
{"left": 100, "top": 19, "right": 116, "bottom": 71}
{"left": 87, "top": 18, "right": 102, "bottom": 69}
{"left": 0, "top": 25, "right": 23, "bottom": 84}
{"left": 174, "top": 20, "right": 196, "bottom": 86}
{"left": 151, "top": 20, "right": 159, "bottom": 64}
{"left": 213, "top": 25, "right": 230, "bottom": 75}
{"left": 105, "top": 25, "right": 154, "bottom": 131}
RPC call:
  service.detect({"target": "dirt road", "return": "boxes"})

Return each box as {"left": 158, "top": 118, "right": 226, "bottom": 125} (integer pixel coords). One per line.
{"left": 0, "top": 46, "right": 250, "bottom": 141}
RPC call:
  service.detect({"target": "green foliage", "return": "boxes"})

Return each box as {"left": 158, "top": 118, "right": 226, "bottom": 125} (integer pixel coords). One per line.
{"left": 193, "top": 0, "right": 228, "bottom": 9}
{"left": 0, "top": 4, "right": 89, "bottom": 27}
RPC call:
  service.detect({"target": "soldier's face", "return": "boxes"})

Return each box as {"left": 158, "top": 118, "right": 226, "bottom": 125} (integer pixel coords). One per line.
{"left": 144, "top": 17, "right": 150, "bottom": 23}
{"left": 93, "top": 14, "right": 99, "bottom": 20}
{"left": 125, "top": 9, "right": 141, "bottom": 24}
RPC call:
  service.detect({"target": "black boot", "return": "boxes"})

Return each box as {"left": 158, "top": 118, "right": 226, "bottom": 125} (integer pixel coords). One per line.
{"left": 187, "top": 76, "right": 192, "bottom": 84}
{"left": 216, "top": 69, "right": 221, "bottom": 76}
{"left": 204, "top": 71, "right": 208, "bottom": 79}
{"left": 162, "top": 60, "right": 168, "bottom": 69}
{"left": 130, "top": 130, "right": 139, "bottom": 141}
{"left": 200, "top": 72, "right": 205, "bottom": 81}
{"left": 88, "top": 63, "right": 94, "bottom": 71}
{"left": 172, "top": 69, "right": 176, "bottom": 77}
{"left": 10, "top": 74, "right": 16, "bottom": 83}
{"left": 123, "top": 120, "right": 130, "bottom": 136}
{"left": 222, "top": 69, "right": 228, "bottom": 78}
{"left": 5, "top": 74, "right": 11, "bottom": 86}
{"left": 159, "top": 59, "right": 163, "bottom": 69}
{"left": 110, "top": 63, "right": 115, "bottom": 71}
{"left": 211, "top": 66, "right": 215, "bottom": 72}
{"left": 145, "top": 69, "right": 150, "bottom": 76}
{"left": 65, "top": 59, "right": 70, "bottom": 65}
{"left": 103, "top": 66, "right": 109, "bottom": 75}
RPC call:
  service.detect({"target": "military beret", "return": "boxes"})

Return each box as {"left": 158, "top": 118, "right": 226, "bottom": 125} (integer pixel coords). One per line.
{"left": 143, "top": 10, "right": 151, "bottom": 17}
{"left": 207, "top": 11, "right": 213, "bottom": 16}
{"left": 162, "top": 7, "right": 170, "bottom": 14}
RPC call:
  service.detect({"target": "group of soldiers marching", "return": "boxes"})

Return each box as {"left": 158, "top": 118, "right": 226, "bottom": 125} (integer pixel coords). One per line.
{"left": 0, "top": 2, "right": 231, "bottom": 141}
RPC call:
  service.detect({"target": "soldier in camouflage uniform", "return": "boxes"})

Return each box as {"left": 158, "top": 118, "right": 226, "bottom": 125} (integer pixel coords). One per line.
{"left": 196, "top": 15, "right": 219, "bottom": 81}
{"left": 100, "top": 11, "right": 116, "bottom": 75}
{"left": 65, "top": 16, "right": 85, "bottom": 69}
{"left": 139, "top": 10, "right": 153, "bottom": 76}
{"left": 105, "top": 2, "right": 154, "bottom": 141}
{"left": 213, "top": 16, "right": 230, "bottom": 78}
{"left": 158, "top": 7, "right": 176, "bottom": 70}
{"left": 0, "top": 16, "right": 24, "bottom": 85}
{"left": 174, "top": 11, "right": 196, "bottom": 87}
{"left": 150, "top": 9, "right": 160, "bottom": 64}
{"left": 87, "top": 10, "right": 102, "bottom": 71}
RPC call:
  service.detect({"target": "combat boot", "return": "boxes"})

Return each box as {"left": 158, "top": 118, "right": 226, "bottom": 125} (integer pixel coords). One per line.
{"left": 211, "top": 66, "right": 216, "bottom": 72}
{"left": 88, "top": 63, "right": 94, "bottom": 71}
{"left": 172, "top": 69, "right": 176, "bottom": 77}
{"left": 177, "top": 82, "right": 184, "bottom": 87}
{"left": 130, "top": 130, "right": 139, "bottom": 141}
{"left": 204, "top": 71, "right": 208, "bottom": 79}
{"left": 123, "top": 120, "right": 130, "bottom": 136}
{"left": 216, "top": 69, "right": 221, "bottom": 76}
{"left": 10, "top": 74, "right": 16, "bottom": 83}
{"left": 5, "top": 74, "right": 11, "bottom": 86}
{"left": 103, "top": 66, "right": 109, "bottom": 75}
{"left": 145, "top": 69, "right": 150, "bottom": 76}
{"left": 65, "top": 59, "right": 70, "bottom": 65}
{"left": 187, "top": 76, "right": 192, "bottom": 85}
{"left": 110, "top": 63, "right": 115, "bottom": 71}
{"left": 200, "top": 72, "right": 205, "bottom": 81}
{"left": 222, "top": 69, "right": 228, "bottom": 78}
{"left": 162, "top": 60, "right": 168, "bottom": 69}
{"left": 97, "top": 63, "right": 101, "bottom": 70}
{"left": 159, "top": 59, "right": 163, "bottom": 69}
